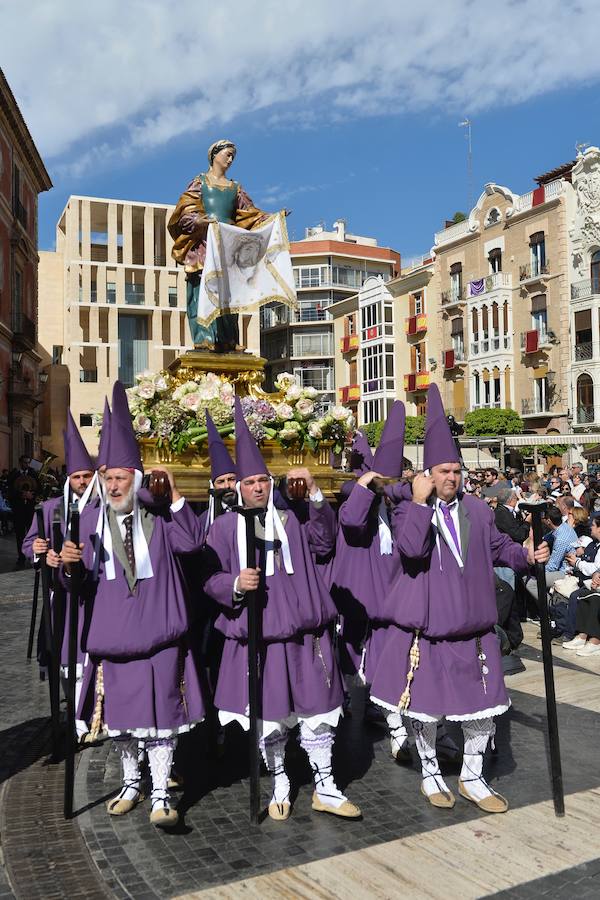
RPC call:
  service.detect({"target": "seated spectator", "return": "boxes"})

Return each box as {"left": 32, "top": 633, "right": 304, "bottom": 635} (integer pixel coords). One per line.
{"left": 548, "top": 476, "right": 563, "bottom": 498}
{"left": 562, "top": 571, "right": 600, "bottom": 656}
{"left": 572, "top": 472, "right": 587, "bottom": 504}
{"left": 524, "top": 505, "right": 578, "bottom": 600}
{"left": 571, "top": 507, "right": 592, "bottom": 544}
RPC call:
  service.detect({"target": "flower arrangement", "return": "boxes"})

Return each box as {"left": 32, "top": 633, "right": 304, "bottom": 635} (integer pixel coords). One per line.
{"left": 118, "top": 369, "right": 355, "bottom": 455}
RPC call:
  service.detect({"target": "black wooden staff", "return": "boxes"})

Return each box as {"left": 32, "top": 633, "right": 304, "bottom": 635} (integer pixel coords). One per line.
{"left": 51, "top": 510, "right": 66, "bottom": 745}
{"left": 64, "top": 503, "right": 80, "bottom": 819}
{"left": 520, "top": 500, "right": 565, "bottom": 817}
{"left": 234, "top": 505, "right": 263, "bottom": 824}
{"left": 26, "top": 567, "right": 40, "bottom": 660}
{"left": 35, "top": 505, "right": 61, "bottom": 759}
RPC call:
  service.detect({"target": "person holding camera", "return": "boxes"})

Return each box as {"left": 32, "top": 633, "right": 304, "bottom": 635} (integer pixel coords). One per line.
{"left": 203, "top": 397, "right": 359, "bottom": 822}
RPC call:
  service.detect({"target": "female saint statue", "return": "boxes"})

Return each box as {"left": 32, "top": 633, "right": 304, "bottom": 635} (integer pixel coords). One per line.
{"left": 168, "top": 140, "right": 269, "bottom": 353}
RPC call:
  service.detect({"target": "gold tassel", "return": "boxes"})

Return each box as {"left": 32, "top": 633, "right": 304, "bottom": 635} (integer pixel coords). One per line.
{"left": 398, "top": 630, "right": 421, "bottom": 712}
{"left": 89, "top": 662, "right": 105, "bottom": 740}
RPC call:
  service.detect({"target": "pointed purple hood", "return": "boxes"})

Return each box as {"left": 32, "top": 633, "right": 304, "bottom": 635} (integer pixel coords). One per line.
{"left": 106, "top": 381, "right": 143, "bottom": 471}
{"left": 96, "top": 397, "right": 111, "bottom": 470}
{"left": 349, "top": 431, "right": 374, "bottom": 475}
{"left": 423, "top": 384, "right": 460, "bottom": 471}
{"left": 372, "top": 401, "right": 406, "bottom": 478}
{"left": 63, "top": 409, "right": 94, "bottom": 475}
{"left": 206, "top": 410, "right": 236, "bottom": 481}
{"left": 234, "top": 396, "right": 268, "bottom": 481}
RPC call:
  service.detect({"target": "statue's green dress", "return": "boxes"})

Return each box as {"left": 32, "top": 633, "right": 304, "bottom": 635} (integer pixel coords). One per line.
{"left": 168, "top": 173, "right": 265, "bottom": 352}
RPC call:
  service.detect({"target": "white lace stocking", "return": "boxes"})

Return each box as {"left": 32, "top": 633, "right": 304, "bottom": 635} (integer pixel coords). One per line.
{"left": 386, "top": 710, "right": 409, "bottom": 754}
{"left": 412, "top": 719, "right": 451, "bottom": 797}
{"left": 299, "top": 721, "right": 346, "bottom": 809}
{"left": 147, "top": 740, "right": 174, "bottom": 810}
{"left": 460, "top": 718, "right": 497, "bottom": 801}
{"left": 115, "top": 738, "right": 141, "bottom": 802}
{"left": 259, "top": 730, "right": 290, "bottom": 805}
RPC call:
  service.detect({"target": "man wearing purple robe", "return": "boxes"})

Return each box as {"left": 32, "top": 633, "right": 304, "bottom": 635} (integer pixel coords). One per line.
{"left": 370, "top": 385, "right": 549, "bottom": 814}
{"left": 203, "top": 397, "right": 360, "bottom": 821}
{"left": 23, "top": 410, "right": 99, "bottom": 740}
{"left": 61, "top": 381, "right": 206, "bottom": 829}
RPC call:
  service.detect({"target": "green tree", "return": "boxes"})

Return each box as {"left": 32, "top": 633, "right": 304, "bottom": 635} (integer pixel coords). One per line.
{"left": 362, "top": 416, "right": 425, "bottom": 447}
{"left": 452, "top": 211, "right": 467, "bottom": 223}
{"left": 464, "top": 408, "right": 524, "bottom": 436}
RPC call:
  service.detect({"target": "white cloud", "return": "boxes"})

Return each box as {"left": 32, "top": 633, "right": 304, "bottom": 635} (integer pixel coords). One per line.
{"left": 3, "top": 0, "right": 600, "bottom": 175}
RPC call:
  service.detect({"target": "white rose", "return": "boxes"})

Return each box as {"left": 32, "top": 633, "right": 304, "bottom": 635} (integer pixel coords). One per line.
{"left": 285, "top": 385, "right": 303, "bottom": 403}
{"left": 295, "top": 398, "right": 315, "bottom": 418}
{"left": 275, "top": 372, "right": 296, "bottom": 391}
{"left": 274, "top": 402, "right": 294, "bottom": 421}
{"left": 302, "top": 387, "right": 319, "bottom": 400}
{"left": 153, "top": 375, "right": 169, "bottom": 392}
{"left": 179, "top": 392, "right": 202, "bottom": 412}
{"left": 132, "top": 413, "right": 152, "bottom": 434}
{"left": 308, "top": 422, "right": 323, "bottom": 439}
{"left": 331, "top": 405, "right": 350, "bottom": 422}
{"left": 137, "top": 380, "right": 156, "bottom": 400}
{"left": 136, "top": 369, "right": 154, "bottom": 383}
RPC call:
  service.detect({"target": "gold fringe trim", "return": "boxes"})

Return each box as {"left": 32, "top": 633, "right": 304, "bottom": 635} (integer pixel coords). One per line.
{"left": 89, "top": 662, "right": 105, "bottom": 740}
{"left": 398, "top": 630, "right": 420, "bottom": 712}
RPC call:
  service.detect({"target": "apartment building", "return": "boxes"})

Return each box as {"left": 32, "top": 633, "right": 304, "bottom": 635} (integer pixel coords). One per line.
{"left": 38, "top": 195, "right": 196, "bottom": 459}
{"left": 568, "top": 145, "right": 600, "bottom": 428}
{"left": 0, "top": 69, "right": 52, "bottom": 467}
{"left": 260, "top": 220, "right": 400, "bottom": 408}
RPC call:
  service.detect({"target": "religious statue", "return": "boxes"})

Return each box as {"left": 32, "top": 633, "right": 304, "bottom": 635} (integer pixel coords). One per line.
{"left": 168, "top": 139, "right": 273, "bottom": 353}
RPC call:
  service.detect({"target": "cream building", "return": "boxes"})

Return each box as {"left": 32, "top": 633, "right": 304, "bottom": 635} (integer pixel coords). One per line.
{"left": 39, "top": 195, "right": 196, "bottom": 460}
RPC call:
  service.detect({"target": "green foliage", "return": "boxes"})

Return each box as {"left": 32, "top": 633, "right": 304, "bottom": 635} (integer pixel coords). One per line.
{"left": 452, "top": 211, "right": 467, "bottom": 223}
{"left": 518, "top": 444, "right": 568, "bottom": 458}
{"left": 464, "top": 408, "right": 524, "bottom": 437}
{"left": 362, "top": 416, "right": 425, "bottom": 446}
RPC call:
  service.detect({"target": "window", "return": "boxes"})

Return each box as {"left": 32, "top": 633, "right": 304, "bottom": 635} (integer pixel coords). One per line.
{"left": 168, "top": 287, "right": 178, "bottom": 308}
{"left": 118, "top": 314, "right": 149, "bottom": 386}
{"left": 530, "top": 232, "right": 546, "bottom": 276}
{"left": 52, "top": 345, "right": 63, "bottom": 365}
{"left": 80, "top": 369, "right": 98, "bottom": 382}
{"left": 535, "top": 376, "right": 549, "bottom": 413}
{"left": 591, "top": 250, "right": 600, "bottom": 294}
{"left": 293, "top": 366, "right": 332, "bottom": 392}
{"left": 488, "top": 248, "right": 502, "bottom": 273}
{"left": 485, "top": 208, "right": 501, "bottom": 227}
{"left": 451, "top": 318, "right": 464, "bottom": 358}
{"left": 531, "top": 295, "right": 548, "bottom": 340}
{"left": 473, "top": 372, "right": 481, "bottom": 406}
{"left": 79, "top": 414, "right": 94, "bottom": 427}
{"left": 292, "top": 332, "right": 333, "bottom": 357}
{"left": 363, "top": 397, "right": 383, "bottom": 424}
{"left": 412, "top": 292, "right": 424, "bottom": 315}
{"left": 106, "top": 281, "right": 116, "bottom": 304}
{"left": 294, "top": 265, "right": 329, "bottom": 288}
{"left": 493, "top": 368, "right": 501, "bottom": 406}
{"left": 449, "top": 262, "right": 462, "bottom": 302}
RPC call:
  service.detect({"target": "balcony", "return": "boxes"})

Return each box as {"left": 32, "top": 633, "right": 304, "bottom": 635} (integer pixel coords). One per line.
{"left": 441, "top": 287, "right": 465, "bottom": 307}
{"left": 443, "top": 348, "right": 466, "bottom": 370}
{"left": 519, "top": 261, "right": 550, "bottom": 284}
{"left": 291, "top": 335, "right": 334, "bottom": 358}
{"left": 12, "top": 312, "right": 36, "bottom": 349}
{"left": 471, "top": 333, "right": 511, "bottom": 356}
{"left": 521, "top": 398, "right": 552, "bottom": 416}
{"left": 520, "top": 329, "right": 553, "bottom": 353}
{"left": 404, "top": 371, "right": 430, "bottom": 392}
{"left": 339, "top": 384, "right": 360, "bottom": 404}
{"left": 404, "top": 313, "right": 427, "bottom": 335}
{"left": 434, "top": 218, "right": 471, "bottom": 248}
{"left": 467, "top": 272, "right": 512, "bottom": 297}
{"left": 574, "top": 341, "right": 593, "bottom": 362}
{"left": 125, "top": 284, "right": 145, "bottom": 305}
{"left": 571, "top": 279, "right": 600, "bottom": 300}
{"left": 577, "top": 405, "right": 595, "bottom": 425}
{"left": 340, "top": 334, "right": 359, "bottom": 354}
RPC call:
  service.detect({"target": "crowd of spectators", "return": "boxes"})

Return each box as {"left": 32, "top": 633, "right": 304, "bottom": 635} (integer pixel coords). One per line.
{"left": 460, "top": 462, "right": 600, "bottom": 660}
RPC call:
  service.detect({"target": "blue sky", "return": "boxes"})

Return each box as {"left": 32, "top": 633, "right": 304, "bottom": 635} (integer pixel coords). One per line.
{"left": 4, "top": 1, "right": 600, "bottom": 259}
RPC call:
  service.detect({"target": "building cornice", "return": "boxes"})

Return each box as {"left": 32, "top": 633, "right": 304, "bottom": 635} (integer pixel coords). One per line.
{"left": 0, "top": 68, "right": 52, "bottom": 192}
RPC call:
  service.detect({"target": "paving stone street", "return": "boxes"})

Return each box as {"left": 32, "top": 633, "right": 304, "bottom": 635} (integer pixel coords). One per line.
{"left": 1, "top": 562, "right": 600, "bottom": 898}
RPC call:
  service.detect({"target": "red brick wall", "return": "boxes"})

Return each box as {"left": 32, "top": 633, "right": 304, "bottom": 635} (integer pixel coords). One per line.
{"left": 0, "top": 130, "right": 11, "bottom": 204}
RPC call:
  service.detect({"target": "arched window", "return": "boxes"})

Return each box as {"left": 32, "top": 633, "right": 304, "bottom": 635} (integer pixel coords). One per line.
{"left": 577, "top": 373, "right": 594, "bottom": 424}
{"left": 591, "top": 250, "right": 600, "bottom": 294}
{"left": 473, "top": 371, "right": 481, "bottom": 406}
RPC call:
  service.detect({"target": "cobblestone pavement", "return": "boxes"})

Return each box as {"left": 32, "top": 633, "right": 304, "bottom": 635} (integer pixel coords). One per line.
{"left": 2, "top": 593, "right": 600, "bottom": 898}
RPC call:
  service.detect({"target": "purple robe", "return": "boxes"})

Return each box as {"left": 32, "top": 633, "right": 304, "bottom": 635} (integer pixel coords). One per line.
{"left": 370, "top": 494, "right": 530, "bottom": 720}
{"left": 23, "top": 496, "right": 100, "bottom": 670}
{"left": 204, "top": 498, "right": 343, "bottom": 721}
{"left": 75, "top": 500, "right": 206, "bottom": 734}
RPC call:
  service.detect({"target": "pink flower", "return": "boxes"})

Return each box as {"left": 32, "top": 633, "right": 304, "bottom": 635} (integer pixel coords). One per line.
{"left": 179, "top": 392, "right": 202, "bottom": 412}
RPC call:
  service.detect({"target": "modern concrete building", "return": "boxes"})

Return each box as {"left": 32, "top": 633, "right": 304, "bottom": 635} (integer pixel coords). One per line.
{"left": 38, "top": 195, "right": 196, "bottom": 460}
{"left": 260, "top": 220, "right": 400, "bottom": 409}
{"left": 0, "top": 68, "right": 52, "bottom": 468}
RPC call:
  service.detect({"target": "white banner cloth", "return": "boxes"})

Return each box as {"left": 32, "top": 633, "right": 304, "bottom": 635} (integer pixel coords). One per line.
{"left": 197, "top": 212, "right": 297, "bottom": 326}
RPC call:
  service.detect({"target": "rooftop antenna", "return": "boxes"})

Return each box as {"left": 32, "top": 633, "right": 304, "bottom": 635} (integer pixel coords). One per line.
{"left": 459, "top": 119, "right": 473, "bottom": 211}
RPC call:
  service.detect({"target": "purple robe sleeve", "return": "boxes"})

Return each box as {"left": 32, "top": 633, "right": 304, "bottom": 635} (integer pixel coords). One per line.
{"left": 203, "top": 521, "right": 238, "bottom": 609}
{"left": 396, "top": 502, "right": 435, "bottom": 559}
{"left": 338, "top": 483, "right": 375, "bottom": 540}
{"left": 22, "top": 515, "right": 39, "bottom": 562}
{"left": 303, "top": 497, "right": 336, "bottom": 557}
{"left": 163, "top": 500, "right": 206, "bottom": 555}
